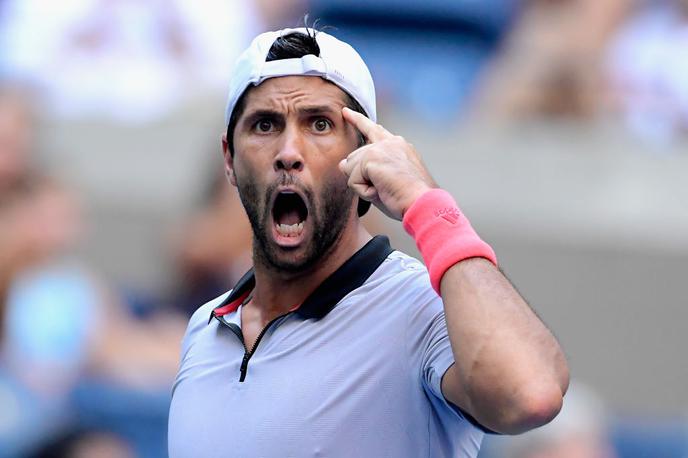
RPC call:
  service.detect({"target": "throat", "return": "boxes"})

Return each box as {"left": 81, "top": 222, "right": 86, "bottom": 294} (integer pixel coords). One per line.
{"left": 277, "top": 209, "right": 302, "bottom": 226}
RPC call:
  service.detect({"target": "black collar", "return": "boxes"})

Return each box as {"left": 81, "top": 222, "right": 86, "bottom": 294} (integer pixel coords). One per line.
{"left": 209, "top": 235, "right": 394, "bottom": 322}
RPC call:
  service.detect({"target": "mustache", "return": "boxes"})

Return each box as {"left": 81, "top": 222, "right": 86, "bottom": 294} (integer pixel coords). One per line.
{"left": 266, "top": 173, "right": 312, "bottom": 199}
{"left": 273, "top": 172, "right": 300, "bottom": 188}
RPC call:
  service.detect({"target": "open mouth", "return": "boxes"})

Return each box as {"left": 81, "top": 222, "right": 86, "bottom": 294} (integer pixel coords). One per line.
{"left": 272, "top": 190, "right": 308, "bottom": 239}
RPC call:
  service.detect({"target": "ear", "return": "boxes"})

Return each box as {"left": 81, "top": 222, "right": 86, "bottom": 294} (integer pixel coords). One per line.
{"left": 221, "top": 133, "right": 237, "bottom": 187}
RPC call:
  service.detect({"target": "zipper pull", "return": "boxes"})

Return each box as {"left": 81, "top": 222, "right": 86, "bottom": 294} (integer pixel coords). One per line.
{"left": 239, "top": 353, "right": 250, "bottom": 382}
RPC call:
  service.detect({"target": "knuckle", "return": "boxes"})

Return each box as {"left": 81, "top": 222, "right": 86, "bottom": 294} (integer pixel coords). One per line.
{"left": 366, "top": 161, "right": 381, "bottom": 176}
{"left": 358, "top": 146, "right": 374, "bottom": 160}
{"left": 375, "top": 139, "right": 390, "bottom": 150}
{"left": 367, "top": 149, "right": 384, "bottom": 164}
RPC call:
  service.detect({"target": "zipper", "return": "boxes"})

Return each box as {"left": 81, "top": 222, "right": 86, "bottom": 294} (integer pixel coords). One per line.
{"left": 213, "top": 312, "right": 289, "bottom": 382}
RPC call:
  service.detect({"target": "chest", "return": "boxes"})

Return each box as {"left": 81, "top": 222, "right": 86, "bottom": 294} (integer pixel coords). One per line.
{"left": 171, "top": 312, "right": 422, "bottom": 457}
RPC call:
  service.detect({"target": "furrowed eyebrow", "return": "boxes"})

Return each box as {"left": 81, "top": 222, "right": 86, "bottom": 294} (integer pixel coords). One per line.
{"left": 241, "top": 106, "right": 336, "bottom": 126}
{"left": 298, "top": 106, "right": 337, "bottom": 115}
{"left": 242, "top": 109, "right": 283, "bottom": 124}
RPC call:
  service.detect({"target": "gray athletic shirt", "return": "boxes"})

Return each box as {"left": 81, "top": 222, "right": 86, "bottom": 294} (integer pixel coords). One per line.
{"left": 168, "top": 236, "right": 485, "bottom": 457}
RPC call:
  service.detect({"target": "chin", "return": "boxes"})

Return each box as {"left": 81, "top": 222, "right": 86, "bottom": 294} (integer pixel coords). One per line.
{"left": 263, "top": 244, "right": 320, "bottom": 273}
{"left": 243, "top": 174, "right": 353, "bottom": 274}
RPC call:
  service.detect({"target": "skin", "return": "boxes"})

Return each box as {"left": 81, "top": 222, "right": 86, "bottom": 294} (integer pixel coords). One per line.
{"left": 223, "top": 75, "right": 569, "bottom": 434}
{"left": 223, "top": 76, "right": 370, "bottom": 349}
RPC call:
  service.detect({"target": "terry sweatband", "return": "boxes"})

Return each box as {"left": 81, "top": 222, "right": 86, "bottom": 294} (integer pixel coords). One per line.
{"left": 402, "top": 189, "right": 497, "bottom": 294}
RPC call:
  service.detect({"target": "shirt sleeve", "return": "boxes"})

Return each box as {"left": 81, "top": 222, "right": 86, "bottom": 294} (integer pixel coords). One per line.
{"left": 172, "top": 292, "right": 230, "bottom": 397}
{"left": 408, "top": 279, "right": 497, "bottom": 434}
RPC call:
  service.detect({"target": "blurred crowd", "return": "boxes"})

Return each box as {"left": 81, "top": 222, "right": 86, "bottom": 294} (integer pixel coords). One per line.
{"left": 0, "top": 0, "right": 686, "bottom": 456}
{"left": 1, "top": 0, "right": 686, "bottom": 142}
{"left": 0, "top": 84, "right": 183, "bottom": 457}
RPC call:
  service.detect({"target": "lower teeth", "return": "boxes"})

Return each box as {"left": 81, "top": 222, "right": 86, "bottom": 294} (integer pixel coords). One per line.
{"left": 277, "top": 222, "right": 304, "bottom": 236}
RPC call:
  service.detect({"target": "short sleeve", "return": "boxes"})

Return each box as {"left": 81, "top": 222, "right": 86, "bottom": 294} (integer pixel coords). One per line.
{"left": 418, "top": 307, "right": 455, "bottom": 401}
{"left": 408, "top": 285, "right": 497, "bottom": 434}
{"left": 172, "top": 292, "right": 230, "bottom": 397}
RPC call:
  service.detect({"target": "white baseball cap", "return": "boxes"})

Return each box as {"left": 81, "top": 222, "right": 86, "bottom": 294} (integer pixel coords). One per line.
{"left": 224, "top": 27, "right": 377, "bottom": 126}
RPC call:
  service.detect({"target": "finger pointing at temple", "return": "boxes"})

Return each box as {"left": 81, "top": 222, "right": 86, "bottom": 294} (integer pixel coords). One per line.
{"left": 342, "top": 107, "right": 393, "bottom": 143}
{"left": 339, "top": 108, "right": 437, "bottom": 220}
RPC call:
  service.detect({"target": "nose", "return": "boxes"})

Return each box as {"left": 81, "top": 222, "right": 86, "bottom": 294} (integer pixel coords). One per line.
{"left": 274, "top": 126, "right": 304, "bottom": 172}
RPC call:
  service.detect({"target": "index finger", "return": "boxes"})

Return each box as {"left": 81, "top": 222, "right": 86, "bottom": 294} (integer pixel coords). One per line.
{"left": 342, "top": 107, "right": 393, "bottom": 143}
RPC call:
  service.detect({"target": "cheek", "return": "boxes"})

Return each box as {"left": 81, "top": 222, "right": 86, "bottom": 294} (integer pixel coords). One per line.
{"left": 238, "top": 134, "right": 272, "bottom": 151}
{"left": 310, "top": 138, "right": 353, "bottom": 189}
{"left": 309, "top": 132, "right": 357, "bottom": 172}
{"left": 317, "top": 166, "right": 351, "bottom": 200}
{"left": 234, "top": 136, "right": 287, "bottom": 177}
{"left": 232, "top": 143, "right": 269, "bottom": 179}
{"left": 315, "top": 131, "right": 353, "bottom": 155}
{"left": 232, "top": 157, "right": 267, "bottom": 198}
{"left": 337, "top": 120, "right": 363, "bottom": 150}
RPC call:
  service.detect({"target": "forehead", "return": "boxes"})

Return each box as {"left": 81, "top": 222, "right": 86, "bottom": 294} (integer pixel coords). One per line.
{"left": 242, "top": 76, "right": 349, "bottom": 111}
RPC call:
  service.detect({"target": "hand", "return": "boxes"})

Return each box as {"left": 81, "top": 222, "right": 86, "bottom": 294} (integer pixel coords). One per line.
{"left": 339, "top": 107, "right": 437, "bottom": 221}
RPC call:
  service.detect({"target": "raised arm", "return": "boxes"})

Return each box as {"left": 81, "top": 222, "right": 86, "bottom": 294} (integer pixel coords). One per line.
{"left": 339, "top": 107, "right": 569, "bottom": 434}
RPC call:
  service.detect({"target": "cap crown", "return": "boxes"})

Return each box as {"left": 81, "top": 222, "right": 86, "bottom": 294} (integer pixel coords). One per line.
{"left": 224, "top": 28, "right": 377, "bottom": 125}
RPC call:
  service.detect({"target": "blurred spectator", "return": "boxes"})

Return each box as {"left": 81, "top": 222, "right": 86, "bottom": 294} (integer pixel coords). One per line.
{"left": 606, "top": 0, "right": 688, "bottom": 145}
{"left": 0, "top": 85, "right": 33, "bottom": 192}
{"left": 29, "top": 431, "right": 134, "bottom": 458}
{"left": 492, "top": 380, "right": 617, "bottom": 458}
{"left": 0, "top": 164, "right": 134, "bottom": 457}
{"left": 309, "top": 0, "right": 518, "bottom": 121}
{"left": 170, "top": 169, "right": 253, "bottom": 316}
{"left": 0, "top": 0, "right": 305, "bottom": 123}
{"left": 473, "top": 0, "right": 630, "bottom": 120}
{"left": 0, "top": 86, "right": 183, "bottom": 457}
{"left": 0, "top": 85, "right": 38, "bottom": 337}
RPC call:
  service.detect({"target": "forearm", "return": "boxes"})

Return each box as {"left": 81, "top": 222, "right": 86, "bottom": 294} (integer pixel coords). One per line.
{"left": 440, "top": 257, "right": 569, "bottom": 434}
{"left": 336, "top": 111, "right": 569, "bottom": 432}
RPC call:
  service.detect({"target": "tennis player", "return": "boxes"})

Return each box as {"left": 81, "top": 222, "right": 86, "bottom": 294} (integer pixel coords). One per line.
{"left": 168, "top": 27, "right": 569, "bottom": 457}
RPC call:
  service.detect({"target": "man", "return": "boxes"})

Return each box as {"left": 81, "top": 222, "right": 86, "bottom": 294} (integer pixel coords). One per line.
{"left": 168, "top": 27, "right": 569, "bottom": 457}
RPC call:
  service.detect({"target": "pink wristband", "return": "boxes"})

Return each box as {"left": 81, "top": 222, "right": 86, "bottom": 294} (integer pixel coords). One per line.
{"left": 402, "top": 188, "right": 497, "bottom": 294}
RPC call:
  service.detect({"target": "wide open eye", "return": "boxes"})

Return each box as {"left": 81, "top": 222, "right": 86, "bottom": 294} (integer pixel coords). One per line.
{"left": 256, "top": 119, "right": 274, "bottom": 132}
{"left": 312, "top": 118, "right": 331, "bottom": 133}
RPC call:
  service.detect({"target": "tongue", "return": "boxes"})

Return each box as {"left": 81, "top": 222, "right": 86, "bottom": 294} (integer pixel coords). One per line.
{"left": 277, "top": 209, "right": 302, "bottom": 225}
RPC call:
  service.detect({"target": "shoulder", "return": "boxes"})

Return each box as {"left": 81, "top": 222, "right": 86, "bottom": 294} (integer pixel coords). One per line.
{"left": 357, "top": 249, "right": 440, "bottom": 314}
{"left": 373, "top": 250, "right": 434, "bottom": 296}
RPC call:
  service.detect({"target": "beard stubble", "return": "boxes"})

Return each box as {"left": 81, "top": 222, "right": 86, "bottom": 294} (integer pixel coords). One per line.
{"left": 235, "top": 171, "right": 354, "bottom": 273}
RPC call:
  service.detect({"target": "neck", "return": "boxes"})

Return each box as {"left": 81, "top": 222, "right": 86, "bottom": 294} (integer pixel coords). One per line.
{"left": 250, "top": 221, "right": 371, "bottom": 321}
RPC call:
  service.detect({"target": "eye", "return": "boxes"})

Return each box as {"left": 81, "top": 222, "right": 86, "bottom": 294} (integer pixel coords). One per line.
{"left": 254, "top": 119, "right": 274, "bottom": 133}
{"left": 312, "top": 118, "right": 332, "bottom": 133}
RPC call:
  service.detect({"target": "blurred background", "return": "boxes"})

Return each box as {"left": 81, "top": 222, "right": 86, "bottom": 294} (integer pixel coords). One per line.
{"left": 1, "top": 0, "right": 687, "bottom": 456}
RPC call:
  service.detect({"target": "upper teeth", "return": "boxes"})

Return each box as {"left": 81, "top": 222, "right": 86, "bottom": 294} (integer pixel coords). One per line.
{"left": 277, "top": 222, "right": 304, "bottom": 236}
